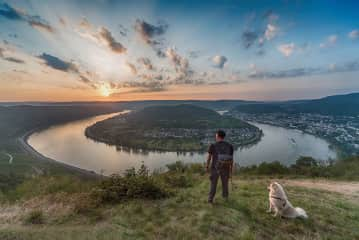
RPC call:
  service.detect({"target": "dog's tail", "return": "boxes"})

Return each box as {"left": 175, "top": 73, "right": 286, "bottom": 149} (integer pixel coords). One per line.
{"left": 295, "top": 207, "right": 308, "bottom": 218}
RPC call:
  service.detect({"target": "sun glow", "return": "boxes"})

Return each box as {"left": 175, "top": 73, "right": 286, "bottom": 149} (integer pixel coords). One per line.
{"left": 99, "top": 85, "right": 111, "bottom": 97}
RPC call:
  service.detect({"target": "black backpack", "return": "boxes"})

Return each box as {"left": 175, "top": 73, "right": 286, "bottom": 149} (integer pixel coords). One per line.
{"left": 214, "top": 142, "right": 233, "bottom": 171}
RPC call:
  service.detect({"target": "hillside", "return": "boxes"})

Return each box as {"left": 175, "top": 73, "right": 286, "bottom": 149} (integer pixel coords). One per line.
{"left": 232, "top": 92, "right": 359, "bottom": 115}
{"left": 86, "top": 105, "right": 262, "bottom": 151}
{"left": 0, "top": 160, "right": 358, "bottom": 240}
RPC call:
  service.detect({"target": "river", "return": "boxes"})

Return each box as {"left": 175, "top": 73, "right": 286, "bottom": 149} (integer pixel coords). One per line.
{"left": 27, "top": 111, "right": 337, "bottom": 175}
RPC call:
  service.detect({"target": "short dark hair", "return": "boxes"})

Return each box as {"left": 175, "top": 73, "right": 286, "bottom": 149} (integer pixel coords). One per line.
{"left": 216, "top": 130, "right": 226, "bottom": 139}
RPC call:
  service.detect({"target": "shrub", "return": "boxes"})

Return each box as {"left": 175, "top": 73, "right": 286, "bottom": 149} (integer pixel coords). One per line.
{"left": 161, "top": 173, "right": 193, "bottom": 188}
{"left": 24, "top": 210, "right": 44, "bottom": 225}
{"left": 93, "top": 164, "right": 170, "bottom": 204}
{"left": 166, "top": 161, "right": 188, "bottom": 172}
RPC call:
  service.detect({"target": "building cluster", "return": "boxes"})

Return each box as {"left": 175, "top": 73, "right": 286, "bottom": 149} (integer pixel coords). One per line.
{"left": 232, "top": 112, "right": 359, "bottom": 155}
{"left": 143, "top": 127, "right": 260, "bottom": 146}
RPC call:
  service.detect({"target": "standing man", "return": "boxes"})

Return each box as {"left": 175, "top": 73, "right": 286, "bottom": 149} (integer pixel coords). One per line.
{"left": 206, "top": 130, "right": 234, "bottom": 204}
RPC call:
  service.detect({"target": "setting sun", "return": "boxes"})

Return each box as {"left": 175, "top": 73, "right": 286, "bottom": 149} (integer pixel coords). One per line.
{"left": 99, "top": 85, "right": 111, "bottom": 97}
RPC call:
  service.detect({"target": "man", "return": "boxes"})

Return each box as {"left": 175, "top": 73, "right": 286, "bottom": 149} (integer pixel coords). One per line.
{"left": 206, "top": 130, "right": 234, "bottom": 204}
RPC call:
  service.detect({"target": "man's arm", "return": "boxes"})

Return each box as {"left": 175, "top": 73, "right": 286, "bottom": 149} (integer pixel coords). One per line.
{"left": 206, "top": 153, "right": 212, "bottom": 173}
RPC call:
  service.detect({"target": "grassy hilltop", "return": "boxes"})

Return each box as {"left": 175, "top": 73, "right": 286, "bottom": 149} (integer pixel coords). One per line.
{"left": 0, "top": 160, "right": 359, "bottom": 240}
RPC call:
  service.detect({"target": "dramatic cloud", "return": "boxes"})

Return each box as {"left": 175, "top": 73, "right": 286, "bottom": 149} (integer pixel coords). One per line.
{"left": 277, "top": 43, "right": 295, "bottom": 57}
{"left": 166, "top": 47, "right": 190, "bottom": 74}
{"left": 320, "top": 35, "right": 337, "bottom": 48}
{"left": 0, "top": 3, "right": 54, "bottom": 33}
{"left": 249, "top": 60, "right": 359, "bottom": 79}
{"left": 212, "top": 55, "right": 227, "bottom": 69}
{"left": 134, "top": 19, "right": 168, "bottom": 57}
{"left": 3, "top": 56, "right": 25, "bottom": 64}
{"left": 137, "top": 57, "right": 154, "bottom": 70}
{"left": 38, "top": 53, "right": 78, "bottom": 72}
{"left": 79, "top": 75, "right": 97, "bottom": 89}
{"left": 241, "top": 30, "right": 258, "bottom": 48}
{"left": 126, "top": 62, "right": 137, "bottom": 75}
{"left": 117, "top": 80, "right": 165, "bottom": 92}
{"left": 0, "top": 47, "right": 24, "bottom": 63}
{"left": 134, "top": 19, "right": 168, "bottom": 46}
{"left": 98, "top": 27, "right": 126, "bottom": 54}
{"left": 348, "top": 29, "right": 359, "bottom": 40}
{"left": 264, "top": 24, "right": 279, "bottom": 40}
{"left": 77, "top": 20, "right": 126, "bottom": 54}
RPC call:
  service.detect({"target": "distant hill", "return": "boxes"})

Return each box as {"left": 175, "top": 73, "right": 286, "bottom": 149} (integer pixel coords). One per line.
{"left": 232, "top": 92, "right": 359, "bottom": 115}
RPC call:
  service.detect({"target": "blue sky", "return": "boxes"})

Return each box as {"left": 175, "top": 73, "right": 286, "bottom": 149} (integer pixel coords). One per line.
{"left": 0, "top": 0, "right": 358, "bottom": 101}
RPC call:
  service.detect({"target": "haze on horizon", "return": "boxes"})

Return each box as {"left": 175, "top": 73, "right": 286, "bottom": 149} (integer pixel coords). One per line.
{"left": 0, "top": 0, "right": 359, "bottom": 102}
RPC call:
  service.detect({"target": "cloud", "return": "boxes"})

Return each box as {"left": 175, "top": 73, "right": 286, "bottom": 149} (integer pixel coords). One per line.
{"left": 241, "top": 30, "right": 258, "bottom": 49}
{"left": 3, "top": 56, "right": 24, "bottom": 64}
{"left": 277, "top": 43, "right": 295, "bottom": 57}
{"left": 59, "top": 17, "right": 66, "bottom": 26}
{"left": 248, "top": 60, "right": 359, "bottom": 79}
{"left": 79, "top": 75, "right": 97, "bottom": 89}
{"left": 98, "top": 27, "right": 126, "bottom": 54}
{"left": 0, "top": 3, "right": 54, "bottom": 33}
{"left": 38, "top": 53, "right": 78, "bottom": 72}
{"left": 0, "top": 47, "right": 24, "bottom": 63}
{"left": 264, "top": 24, "right": 279, "bottom": 40}
{"left": 134, "top": 19, "right": 168, "bottom": 46}
{"left": 320, "top": 35, "right": 337, "bottom": 48}
{"left": 126, "top": 62, "right": 137, "bottom": 75}
{"left": 166, "top": 47, "right": 190, "bottom": 74}
{"left": 188, "top": 50, "right": 200, "bottom": 59}
{"left": 77, "top": 20, "right": 126, "bottom": 54}
{"left": 137, "top": 57, "right": 154, "bottom": 70}
{"left": 348, "top": 29, "right": 359, "bottom": 40}
{"left": 28, "top": 17, "right": 55, "bottom": 33}
{"left": 116, "top": 80, "right": 165, "bottom": 92}
{"left": 212, "top": 55, "right": 227, "bottom": 69}
{"left": 0, "top": 3, "right": 23, "bottom": 20}
{"left": 263, "top": 10, "right": 279, "bottom": 23}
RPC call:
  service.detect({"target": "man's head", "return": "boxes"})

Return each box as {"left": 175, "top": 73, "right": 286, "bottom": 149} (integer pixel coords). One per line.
{"left": 215, "top": 130, "right": 226, "bottom": 142}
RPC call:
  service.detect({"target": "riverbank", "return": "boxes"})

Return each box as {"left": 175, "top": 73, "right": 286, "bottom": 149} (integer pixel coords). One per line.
{"left": 17, "top": 127, "right": 100, "bottom": 179}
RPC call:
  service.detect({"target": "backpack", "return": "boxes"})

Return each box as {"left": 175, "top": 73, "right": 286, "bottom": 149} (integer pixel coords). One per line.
{"left": 214, "top": 142, "right": 233, "bottom": 171}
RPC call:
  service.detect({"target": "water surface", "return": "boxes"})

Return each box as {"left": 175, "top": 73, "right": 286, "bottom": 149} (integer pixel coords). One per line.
{"left": 28, "top": 112, "right": 337, "bottom": 174}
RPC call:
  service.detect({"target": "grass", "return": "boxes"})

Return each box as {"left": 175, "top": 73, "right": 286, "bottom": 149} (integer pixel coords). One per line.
{"left": 0, "top": 171, "right": 358, "bottom": 240}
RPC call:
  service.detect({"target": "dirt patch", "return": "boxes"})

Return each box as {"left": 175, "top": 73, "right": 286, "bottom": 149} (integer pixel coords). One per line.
{"left": 283, "top": 179, "right": 359, "bottom": 202}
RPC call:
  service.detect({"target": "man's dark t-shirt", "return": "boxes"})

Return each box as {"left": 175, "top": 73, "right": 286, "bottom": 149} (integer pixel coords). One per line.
{"left": 208, "top": 141, "right": 234, "bottom": 170}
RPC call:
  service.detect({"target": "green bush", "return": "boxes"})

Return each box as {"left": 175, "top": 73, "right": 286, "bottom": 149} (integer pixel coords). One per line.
{"left": 166, "top": 161, "right": 188, "bottom": 172}
{"left": 161, "top": 173, "right": 193, "bottom": 188}
{"left": 93, "top": 164, "right": 170, "bottom": 204}
{"left": 24, "top": 210, "right": 44, "bottom": 225}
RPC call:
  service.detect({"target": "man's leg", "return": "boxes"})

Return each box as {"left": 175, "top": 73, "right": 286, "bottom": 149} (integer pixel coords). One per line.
{"left": 220, "top": 170, "right": 229, "bottom": 199}
{"left": 208, "top": 170, "right": 219, "bottom": 203}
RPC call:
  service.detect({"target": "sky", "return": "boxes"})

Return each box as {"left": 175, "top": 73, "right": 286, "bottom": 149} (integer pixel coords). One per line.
{"left": 0, "top": 0, "right": 359, "bottom": 102}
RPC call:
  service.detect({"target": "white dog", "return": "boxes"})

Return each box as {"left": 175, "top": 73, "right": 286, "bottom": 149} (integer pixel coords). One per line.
{"left": 267, "top": 182, "right": 308, "bottom": 219}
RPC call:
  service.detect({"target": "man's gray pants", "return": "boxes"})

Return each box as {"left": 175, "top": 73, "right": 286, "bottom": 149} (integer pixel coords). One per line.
{"left": 208, "top": 168, "right": 229, "bottom": 202}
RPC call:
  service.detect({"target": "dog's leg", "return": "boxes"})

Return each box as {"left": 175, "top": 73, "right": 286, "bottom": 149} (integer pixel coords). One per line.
{"left": 272, "top": 209, "right": 278, "bottom": 217}
{"left": 267, "top": 201, "right": 273, "bottom": 213}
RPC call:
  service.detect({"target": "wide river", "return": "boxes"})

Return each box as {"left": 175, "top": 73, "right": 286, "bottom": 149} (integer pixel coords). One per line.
{"left": 28, "top": 111, "right": 337, "bottom": 175}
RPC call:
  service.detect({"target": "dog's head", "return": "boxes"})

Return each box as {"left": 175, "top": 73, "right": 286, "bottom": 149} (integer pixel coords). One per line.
{"left": 268, "top": 182, "right": 286, "bottom": 198}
